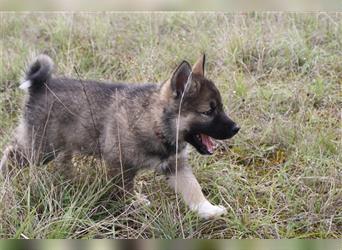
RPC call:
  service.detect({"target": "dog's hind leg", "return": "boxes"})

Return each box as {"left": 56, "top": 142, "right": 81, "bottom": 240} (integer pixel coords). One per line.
{"left": 0, "top": 145, "right": 29, "bottom": 176}
{"left": 54, "top": 151, "right": 73, "bottom": 180}
{"left": 0, "top": 146, "right": 13, "bottom": 176}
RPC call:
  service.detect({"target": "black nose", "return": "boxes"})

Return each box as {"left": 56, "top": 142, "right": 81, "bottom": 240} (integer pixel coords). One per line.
{"left": 232, "top": 125, "right": 240, "bottom": 134}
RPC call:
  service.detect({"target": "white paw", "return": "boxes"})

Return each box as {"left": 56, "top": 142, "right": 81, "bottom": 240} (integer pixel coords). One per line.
{"left": 132, "top": 192, "right": 151, "bottom": 208}
{"left": 192, "top": 201, "right": 227, "bottom": 219}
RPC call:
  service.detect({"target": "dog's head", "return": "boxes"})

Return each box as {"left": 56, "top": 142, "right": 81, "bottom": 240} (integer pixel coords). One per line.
{"left": 161, "top": 54, "right": 240, "bottom": 155}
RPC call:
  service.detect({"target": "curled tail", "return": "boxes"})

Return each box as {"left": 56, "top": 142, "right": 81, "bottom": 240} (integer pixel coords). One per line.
{"left": 20, "top": 54, "right": 54, "bottom": 92}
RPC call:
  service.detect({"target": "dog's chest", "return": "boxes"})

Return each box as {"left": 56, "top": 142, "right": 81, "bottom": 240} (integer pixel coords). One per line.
{"left": 144, "top": 147, "right": 188, "bottom": 174}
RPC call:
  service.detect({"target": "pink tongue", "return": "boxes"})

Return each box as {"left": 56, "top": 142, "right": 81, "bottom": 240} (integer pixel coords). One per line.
{"left": 200, "top": 134, "right": 215, "bottom": 153}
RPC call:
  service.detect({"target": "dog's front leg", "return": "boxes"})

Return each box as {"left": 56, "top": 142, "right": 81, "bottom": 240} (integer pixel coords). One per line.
{"left": 166, "top": 165, "right": 227, "bottom": 219}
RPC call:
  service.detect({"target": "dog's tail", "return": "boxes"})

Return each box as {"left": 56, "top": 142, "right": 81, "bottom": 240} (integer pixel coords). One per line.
{"left": 20, "top": 54, "right": 54, "bottom": 92}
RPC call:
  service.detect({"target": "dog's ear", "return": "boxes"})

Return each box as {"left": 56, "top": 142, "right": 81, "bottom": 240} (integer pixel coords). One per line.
{"left": 192, "top": 54, "right": 205, "bottom": 76}
{"left": 170, "top": 60, "right": 192, "bottom": 98}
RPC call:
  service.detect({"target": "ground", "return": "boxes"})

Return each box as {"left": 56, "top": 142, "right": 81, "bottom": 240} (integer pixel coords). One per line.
{"left": 0, "top": 13, "right": 341, "bottom": 239}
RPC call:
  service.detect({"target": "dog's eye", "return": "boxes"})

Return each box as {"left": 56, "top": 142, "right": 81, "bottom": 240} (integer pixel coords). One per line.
{"left": 201, "top": 108, "right": 215, "bottom": 116}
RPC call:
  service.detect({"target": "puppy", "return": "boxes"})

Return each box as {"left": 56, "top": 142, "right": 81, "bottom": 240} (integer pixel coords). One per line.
{"left": 0, "top": 54, "right": 239, "bottom": 219}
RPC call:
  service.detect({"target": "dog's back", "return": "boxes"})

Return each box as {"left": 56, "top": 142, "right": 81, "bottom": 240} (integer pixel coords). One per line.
{"left": 12, "top": 55, "right": 158, "bottom": 165}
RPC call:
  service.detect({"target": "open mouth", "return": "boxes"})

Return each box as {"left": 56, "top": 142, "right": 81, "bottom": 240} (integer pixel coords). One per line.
{"left": 190, "top": 133, "right": 216, "bottom": 155}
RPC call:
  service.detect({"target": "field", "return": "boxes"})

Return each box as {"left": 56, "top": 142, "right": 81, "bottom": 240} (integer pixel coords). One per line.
{"left": 0, "top": 12, "right": 341, "bottom": 239}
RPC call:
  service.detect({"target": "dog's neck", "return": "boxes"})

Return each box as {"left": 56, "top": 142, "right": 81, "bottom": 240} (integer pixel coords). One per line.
{"left": 154, "top": 119, "right": 175, "bottom": 146}
{"left": 154, "top": 123, "right": 168, "bottom": 144}
{"left": 153, "top": 119, "right": 186, "bottom": 156}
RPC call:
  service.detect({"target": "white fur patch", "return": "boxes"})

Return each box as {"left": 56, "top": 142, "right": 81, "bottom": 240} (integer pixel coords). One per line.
{"left": 19, "top": 80, "right": 31, "bottom": 91}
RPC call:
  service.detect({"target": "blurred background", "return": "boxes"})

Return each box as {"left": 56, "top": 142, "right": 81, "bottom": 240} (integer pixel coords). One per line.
{"left": 0, "top": 0, "right": 342, "bottom": 11}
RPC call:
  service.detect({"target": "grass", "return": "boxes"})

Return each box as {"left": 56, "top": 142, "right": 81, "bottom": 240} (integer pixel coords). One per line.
{"left": 0, "top": 12, "right": 341, "bottom": 239}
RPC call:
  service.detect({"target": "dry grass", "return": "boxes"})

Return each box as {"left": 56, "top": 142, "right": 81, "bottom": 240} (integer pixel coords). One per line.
{"left": 0, "top": 12, "right": 341, "bottom": 239}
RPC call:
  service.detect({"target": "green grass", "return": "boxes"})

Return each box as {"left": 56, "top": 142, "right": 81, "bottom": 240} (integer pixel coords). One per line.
{"left": 0, "top": 12, "right": 341, "bottom": 239}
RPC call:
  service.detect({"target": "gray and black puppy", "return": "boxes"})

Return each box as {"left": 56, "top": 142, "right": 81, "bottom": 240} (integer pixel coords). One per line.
{"left": 0, "top": 54, "right": 240, "bottom": 219}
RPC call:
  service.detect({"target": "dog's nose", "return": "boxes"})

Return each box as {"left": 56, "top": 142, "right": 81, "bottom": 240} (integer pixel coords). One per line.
{"left": 232, "top": 125, "right": 240, "bottom": 134}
